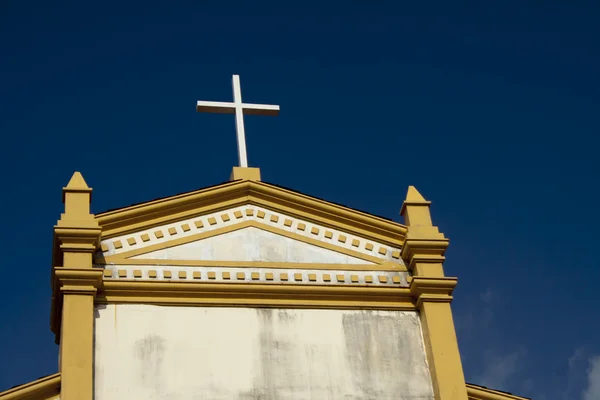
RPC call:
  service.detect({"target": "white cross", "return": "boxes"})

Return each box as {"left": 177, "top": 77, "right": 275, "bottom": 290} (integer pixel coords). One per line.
{"left": 196, "top": 75, "right": 280, "bottom": 168}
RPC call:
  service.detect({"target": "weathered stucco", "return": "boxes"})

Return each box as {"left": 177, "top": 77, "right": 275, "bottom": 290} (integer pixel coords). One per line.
{"left": 94, "top": 305, "right": 433, "bottom": 400}
{"left": 132, "top": 226, "right": 374, "bottom": 264}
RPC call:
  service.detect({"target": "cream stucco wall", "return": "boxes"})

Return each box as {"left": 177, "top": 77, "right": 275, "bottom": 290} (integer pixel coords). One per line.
{"left": 94, "top": 305, "right": 433, "bottom": 400}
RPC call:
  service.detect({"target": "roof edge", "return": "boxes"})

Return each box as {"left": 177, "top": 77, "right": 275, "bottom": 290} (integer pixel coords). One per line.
{"left": 466, "top": 382, "right": 530, "bottom": 400}
{"left": 95, "top": 180, "right": 408, "bottom": 246}
{"left": 0, "top": 373, "right": 60, "bottom": 400}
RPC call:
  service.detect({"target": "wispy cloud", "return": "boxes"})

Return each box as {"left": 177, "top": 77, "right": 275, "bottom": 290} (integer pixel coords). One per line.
{"left": 458, "top": 288, "right": 529, "bottom": 394}
{"left": 457, "top": 287, "right": 600, "bottom": 400}
{"left": 583, "top": 355, "right": 600, "bottom": 400}
{"left": 457, "top": 288, "right": 600, "bottom": 400}
{"left": 477, "top": 348, "right": 527, "bottom": 390}
{"left": 561, "top": 347, "right": 587, "bottom": 400}
{"left": 480, "top": 287, "right": 493, "bottom": 303}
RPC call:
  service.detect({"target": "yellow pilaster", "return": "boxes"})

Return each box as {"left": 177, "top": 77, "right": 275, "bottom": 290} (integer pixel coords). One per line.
{"left": 402, "top": 186, "right": 468, "bottom": 400}
{"left": 51, "top": 172, "right": 102, "bottom": 400}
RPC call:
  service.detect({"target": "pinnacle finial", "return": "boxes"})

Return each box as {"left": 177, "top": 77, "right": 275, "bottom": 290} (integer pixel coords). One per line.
{"left": 400, "top": 185, "right": 433, "bottom": 227}
{"left": 65, "top": 171, "right": 90, "bottom": 190}
{"left": 62, "top": 171, "right": 92, "bottom": 204}
{"left": 405, "top": 186, "right": 429, "bottom": 203}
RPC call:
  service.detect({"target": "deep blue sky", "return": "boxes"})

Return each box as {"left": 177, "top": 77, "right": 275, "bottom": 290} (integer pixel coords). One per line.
{"left": 1, "top": 2, "right": 598, "bottom": 399}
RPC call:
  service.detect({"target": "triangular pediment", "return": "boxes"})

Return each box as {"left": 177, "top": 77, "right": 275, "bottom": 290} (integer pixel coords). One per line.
{"left": 131, "top": 226, "right": 374, "bottom": 264}
{"left": 95, "top": 180, "right": 407, "bottom": 254}
{"left": 97, "top": 204, "right": 405, "bottom": 266}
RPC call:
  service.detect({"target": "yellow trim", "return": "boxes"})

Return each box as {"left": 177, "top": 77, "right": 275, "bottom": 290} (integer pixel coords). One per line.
{"left": 419, "top": 301, "right": 468, "bottom": 399}
{"left": 50, "top": 172, "right": 102, "bottom": 400}
{"left": 98, "top": 281, "right": 416, "bottom": 309}
{"left": 99, "top": 258, "right": 407, "bottom": 271}
{"left": 257, "top": 223, "right": 389, "bottom": 264}
{"left": 0, "top": 373, "right": 60, "bottom": 400}
{"left": 466, "top": 383, "right": 530, "bottom": 400}
{"left": 102, "top": 220, "right": 391, "bottom": 265}
{"left": 102, "top": 221, "right": 253, "bottom": 259}
{"left": 60, "top": 288, "right": 96, "bottom": 400}
{"left": 400, "top": 186, "right": 469, "bottom": 400}
{"left": 93, "top": 271, "right": 451, "bottom": 310}
{"left": 95, "top": 180, "right": 407, "bottom": 247}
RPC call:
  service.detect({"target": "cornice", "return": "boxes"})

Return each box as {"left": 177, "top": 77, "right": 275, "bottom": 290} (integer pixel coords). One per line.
{"left": 95, "top": 180, "right": 243, "bottom": 234}
{"left": 98, "top": 280, "right": 415, "bottom": 309}
{"left": 94, "top": 181, "right": 408, "bottom": 247}
{"left": 90, "top": 271, "right": 457, "bottom": 310}
{"left": 98, "top": 259, "right": 406, "bottom": 271}
{"left": 466, "top": 383, "right": 530, "bottom": 400}
{"left": 50, "top": 268, "right": 103, "bottom": 339}
{"left": 249, "top": 182, "right": 407, "bottom": 246}
{"left": 53, "top": 268, "right": 103, "bottom": 293}
{"left": 100, "top": 218, "right": 397, "bottom": 265}
{"left": 0, "top": 373, "right": 60, "bottom": 400}
{"left": 54, "top": 227, "right": 101, "bottom": 249}
{"left": 52, "top": 226, "right": 101, "bottom": 268}
{"left": 409, "top": 276, "right": 457, "bottom": 308}
{"left": 401, "top": 237, "right": 449, "bottom": 271}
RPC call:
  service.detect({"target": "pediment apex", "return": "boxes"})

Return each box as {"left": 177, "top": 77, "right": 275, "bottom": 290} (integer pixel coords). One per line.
{"left": 95, "top": 180, "right": 407, "bottom": 248}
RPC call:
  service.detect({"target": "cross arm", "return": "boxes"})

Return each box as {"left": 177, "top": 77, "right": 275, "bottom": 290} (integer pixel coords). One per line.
{"left": 242, "top": 103, "right": 280, "bottom": 116}
{"left": 196, "top": 101, "right": 236, "bottom": 114}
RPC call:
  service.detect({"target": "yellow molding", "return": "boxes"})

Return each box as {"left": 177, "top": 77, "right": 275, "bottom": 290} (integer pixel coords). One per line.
{"left": 97, "top": 281, "right": 416, "bottom": 310}
{"left": 103, "top": 268, "right": 406, "bottom": 287}
{"left": 466, "top": 383, "right": 530, "bottom": 400}
{"left": 102, "top": 220, "right": 393, "bottom": 265}
{"left": 92, "top": 271, "right": 453, "bottom": 310}
{"left": 49, "top": 267, "right": 102, "bottom": 400}
{"left": 255, "top": 223, "right": 388, "bottom": 265}
{"left": 409, "top": 277, "right": 457, "bottom": 308}
{"left": 98, "top": 258, "right": 407, "bottom": 271}
{"left": 400, "top": 185, "right": 471, "bottom": 400}
{"left": 0, "top": 373, "right": 60, "bottom": 400}
{"left": 401, "top": 238, "right": 449, "bottom": 273}
{"left": 52, "top": 268, "right": 103, "bottom": 291}
{"left": 102, "top": 221, "right": 253, "bottom": 260}
{"left": 94, "top": 180, "right": 407, "bottom": 247}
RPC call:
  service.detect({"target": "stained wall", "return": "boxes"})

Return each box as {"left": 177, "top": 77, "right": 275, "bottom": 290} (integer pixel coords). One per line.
{"left": 94, "top": 305, "right": 434, "bottom": 400}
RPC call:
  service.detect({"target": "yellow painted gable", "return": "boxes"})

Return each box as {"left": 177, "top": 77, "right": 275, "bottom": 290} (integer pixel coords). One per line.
{"left": 40, "top": 170, "right": 530, "bottom": 400}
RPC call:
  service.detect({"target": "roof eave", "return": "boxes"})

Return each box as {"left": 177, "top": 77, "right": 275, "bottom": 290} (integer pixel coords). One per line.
{"left": 95, "top": 180, "right": 407, "bottom": 247}
{"left": 466, "top": 383, "right": 530, "bottom": 400}
{"left": 0, "top": 373, "right": 60, "bottom": 400}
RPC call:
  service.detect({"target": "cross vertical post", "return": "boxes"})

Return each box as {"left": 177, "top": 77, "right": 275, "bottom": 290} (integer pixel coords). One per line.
{"left": 232, "top": 75, "right": 248, "bottom": 167}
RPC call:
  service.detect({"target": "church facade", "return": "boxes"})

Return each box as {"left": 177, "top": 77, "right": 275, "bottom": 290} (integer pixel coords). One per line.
{"left": 0, "top": 166, "right": 529, "bottom": 400}
{"left": 1, "top": 75, "right": 528, "bottom": 399}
